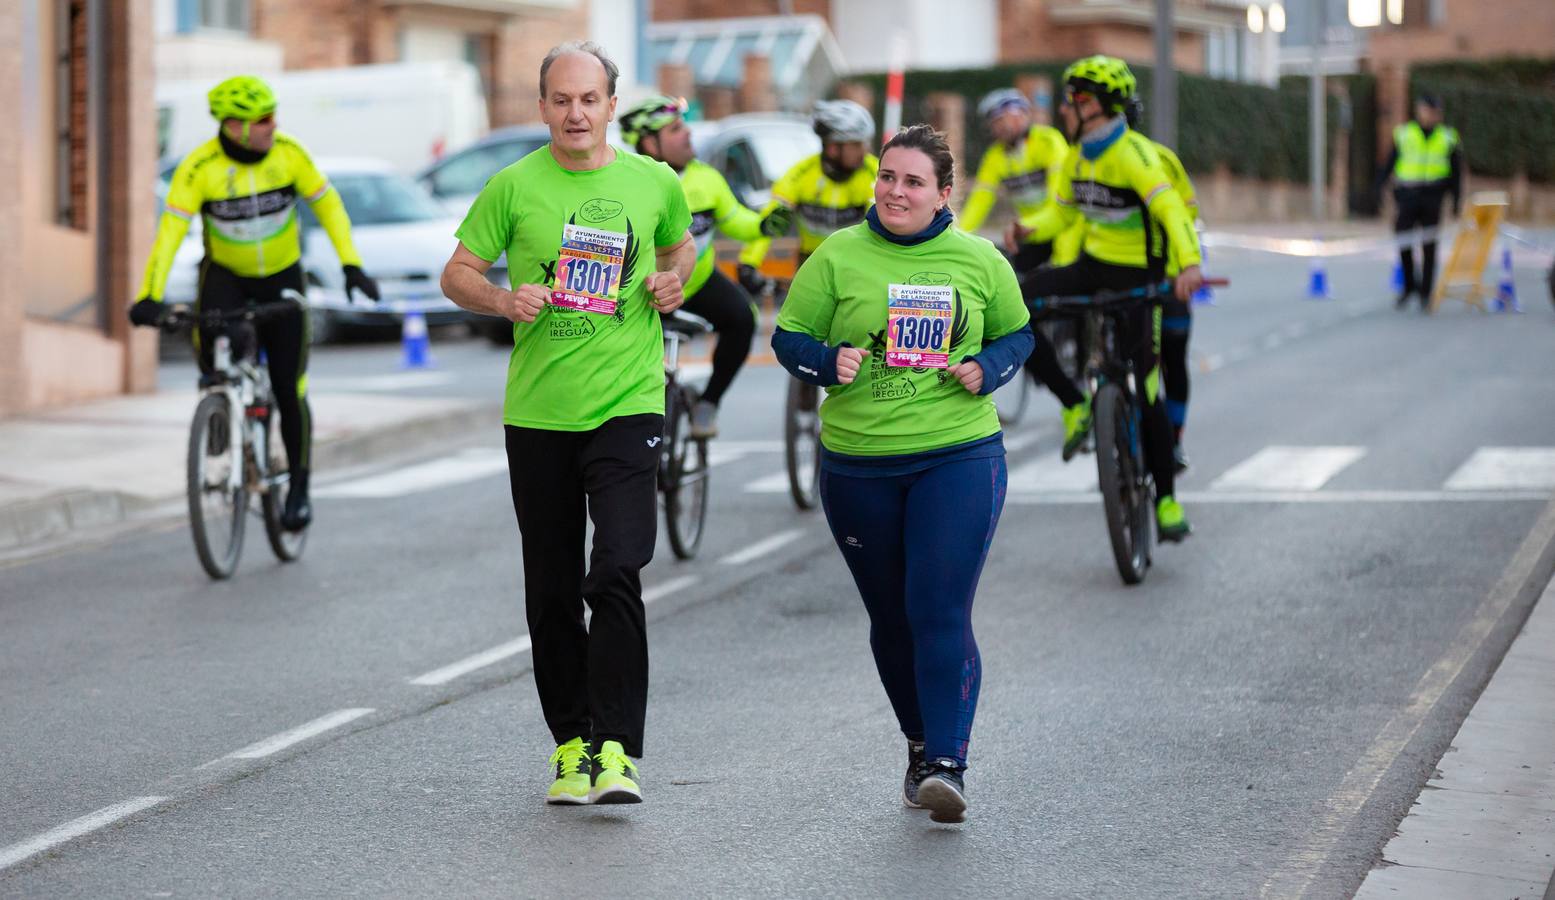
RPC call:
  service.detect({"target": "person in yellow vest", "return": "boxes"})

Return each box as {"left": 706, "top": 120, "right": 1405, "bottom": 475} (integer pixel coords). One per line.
{"left": 959, "top": 89, "right": 1069, "bottom": 272}
{"left": 1377, "top": 93, "right": 1462, "bottom": 310}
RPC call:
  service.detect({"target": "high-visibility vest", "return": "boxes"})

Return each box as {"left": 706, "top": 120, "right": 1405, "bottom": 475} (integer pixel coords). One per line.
{"left": 1393, "top": 121, "right": 1458, "bottom": 185}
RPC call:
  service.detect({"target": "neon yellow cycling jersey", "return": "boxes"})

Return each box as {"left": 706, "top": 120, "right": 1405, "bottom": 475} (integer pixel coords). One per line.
{"left": 680, "top": 159, "right": 764, "bottom": 296}
{"left": 1024, "top": 127, "right": 1200, "bottom": 274}
{"left": 959, "top": 124, "right": 1068, "bottom": 232}
{"left": 740, "top": 152, "right": 879, "bottom": 267}
{"left": 1150, "top": 141, "right": 1198, "bottom": 277}
{"left": 139, "top": 133, "right": 361, "bottom": 300}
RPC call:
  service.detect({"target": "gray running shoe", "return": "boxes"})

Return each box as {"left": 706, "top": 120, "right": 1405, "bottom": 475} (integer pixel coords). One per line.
{"left": 689, "top": 399, "right": 719, "bottom": 439}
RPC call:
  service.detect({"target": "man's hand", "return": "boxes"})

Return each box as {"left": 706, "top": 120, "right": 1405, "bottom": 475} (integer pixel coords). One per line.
{"left": 646, "top": 271, "right": 684, "bottom": 313}
{"left": 737, "top": 263, "right": 772, "bottom": 297}
{"left": 950, "top": 359, "right": 984, "bottom": 394}
{"left": 343, "top": 265, "right": 381, "bottom": 303}
{"left": 1003, "top": 221, "right": 1022, "bottom": 254}
{"left": 506, "top": 284, "right": 549, "bottom": 323}
{"left": 760, "top": 205, "right": 794, "bottom": 238}
{"left": 1175, "top": 265, "right": 1204, "bottom": 303}
{"left": 128, "top": 297, "right": 163, "bottom": 327}
{"left": 836, "top": 347, "right": 869, "bottom": 384}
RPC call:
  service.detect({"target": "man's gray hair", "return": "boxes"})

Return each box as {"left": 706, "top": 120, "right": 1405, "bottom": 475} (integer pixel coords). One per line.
{"left": 539, "top": 41, "right": 619, "bottom": 98}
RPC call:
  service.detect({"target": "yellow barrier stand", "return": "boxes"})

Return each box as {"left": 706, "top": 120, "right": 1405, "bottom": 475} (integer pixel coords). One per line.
{"left": 1430, "top": 191, "right": 1508, "bottom": 314}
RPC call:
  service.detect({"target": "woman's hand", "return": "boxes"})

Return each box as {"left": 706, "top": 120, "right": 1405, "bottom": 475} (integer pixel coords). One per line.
{"left": 836, "top": 347, "right": 870, "bottom": 384}
{"left": 950, "top": 360, "right": 984, "bottom": 394}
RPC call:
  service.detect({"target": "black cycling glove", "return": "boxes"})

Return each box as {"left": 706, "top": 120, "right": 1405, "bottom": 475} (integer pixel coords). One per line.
{"left": 760, "top": 205, "right": 794, "bottom": 238}
{"left": 343, "top": 265, "right": 382, "bottom": 303}
{"left": 737, "top": 264, "right": 772, "bottom": 297}
{"left": 129, "top": 297, "right": 163, "bottom": 327}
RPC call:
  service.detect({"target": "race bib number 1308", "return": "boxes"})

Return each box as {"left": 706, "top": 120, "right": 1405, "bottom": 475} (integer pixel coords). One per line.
{"left": 885, "top": 283, "right": 953, "bottom": 368}
{"left": 551, "top": 223, "right": 627, "bottom": 316}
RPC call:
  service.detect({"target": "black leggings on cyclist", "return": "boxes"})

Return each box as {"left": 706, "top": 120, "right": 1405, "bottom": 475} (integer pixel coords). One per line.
{"left": 679, "top": 269, "right": 756, "bottom": 407}
{"left": 197, "top": 260, "right": 311, "bottom": 474}
{"left": 1012, "top": 242, "right": 1086, "bottom": 409}
{"left": 1161, "top": 296, "right": 1191, "bottom": 439}
{"left": 1021, "top": 254, "right": 1177, "bottom": 500}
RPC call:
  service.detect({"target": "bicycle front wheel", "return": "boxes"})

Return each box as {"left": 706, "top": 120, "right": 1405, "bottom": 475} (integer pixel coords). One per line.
{"left": 187, "top": 393, "right": 248, "bottom": 580}
{"left": 664, "top": 387, "right": 709, "bottom": 559}
{"left": 261, "top": 416, "right": 307, "bottom": 562}
{"left": 1093, "top": 382, "right": 1151, "bottom": 585}
{"left": 784, "top": 379, "right": 821, "bottom": 510}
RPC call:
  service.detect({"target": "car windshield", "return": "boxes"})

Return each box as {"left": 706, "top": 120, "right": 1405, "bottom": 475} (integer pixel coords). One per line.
{"left": 751, "top": 127, "right": 820, "bottom": 183}
{"left": 301, "top": 172, "right": 446, "bottom": 227}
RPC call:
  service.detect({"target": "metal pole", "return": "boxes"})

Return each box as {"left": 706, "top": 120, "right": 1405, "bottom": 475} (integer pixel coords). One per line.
{"left": 1309, "top": 0, "right": 1327, "bottom": 220}
{"left": 1153, "top": 0, "right": 1177, "bottom": 145}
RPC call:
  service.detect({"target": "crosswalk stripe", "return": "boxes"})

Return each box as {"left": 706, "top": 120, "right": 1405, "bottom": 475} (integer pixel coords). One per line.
{"left": 1209, "top": 446, "right": 1366, "bottom": 492}
{"left": 744, "top": 471, "right": 793, "bottom": 494}
{"left": 1008, "top": 454, "right": 1097, "bottom": 493}
{"left": 1444, "top": 447, "right": 1555, "bottom": 491}
{"left": 315, "top": 447, "right": 508, "bottom": 499}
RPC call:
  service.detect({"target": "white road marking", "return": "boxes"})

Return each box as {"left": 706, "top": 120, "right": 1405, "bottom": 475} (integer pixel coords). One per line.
{"left": 1444, "top": 447, "right": 1555, "bottom": 491}
{"left": 708, "top": 441, "right": 783, "bottom": 468}
{"left": 1006, "top": 489, "right": 1549, "bottom": 505}
{"left": 409, "top": 637, "right": 533, "bottom": 686}
{"left": 319, "top": 372, "right": 457, "bottom": 392}
{"left": 719, "top": 528, "right": 804, "bottom": 565}
{"left": 409, "top": 576, "right": 701, "bottom": 687}
{"left": 225, "top": 708, "right": 374, "bottom": 760}
{"left": 1007, "top": 454, "right": 1098, "bottom": 493}
{"left": 642, "top": 574, "right": 699, "bottom": 603}
{"left": 0, "top": 797, "right": 166, "bottom": 871}
{"left": 743, "top": 472, "right": 793, "bottom": 494}
{"left": 315, "top": 447, "right": 508, "bottom": 499}
{"left": 1209, "top": 446, "right": 1366, "bottom": 492}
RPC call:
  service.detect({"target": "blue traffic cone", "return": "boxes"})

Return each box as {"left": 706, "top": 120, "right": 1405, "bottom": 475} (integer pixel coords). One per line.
{"left": 400, "top": 310, "right": 432, "bottom": 368}
{"left": 1306, "top": 258, "right": 1331, "bottom": 301}
{"left": 1494, "top": 245, "right": 1521, "bottom": 313}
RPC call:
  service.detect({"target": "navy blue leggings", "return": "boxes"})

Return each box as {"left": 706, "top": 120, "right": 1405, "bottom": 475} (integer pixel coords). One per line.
{"left": 818, "top": 455, "right": 1008, "bottom": 767}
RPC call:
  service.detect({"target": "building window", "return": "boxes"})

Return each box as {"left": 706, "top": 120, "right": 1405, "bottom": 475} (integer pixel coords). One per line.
{"left": 178, "top": 0, "right": 249, "bottom": 33}
{"left": 55, "top": 0, "right": 89, "bottom": 230}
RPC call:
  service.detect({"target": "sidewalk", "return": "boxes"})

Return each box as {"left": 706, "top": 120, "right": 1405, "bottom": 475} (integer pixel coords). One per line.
{"left": 0, "top": 386, "right": 497, "bottom": 554}
{"left": 1356, "top": 570, "right": 1555, "bottom": 900}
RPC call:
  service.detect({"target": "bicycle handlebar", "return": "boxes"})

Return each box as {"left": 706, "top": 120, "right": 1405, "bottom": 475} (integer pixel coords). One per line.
{"left": 1032, "top": 278, "right": 1230, "bottom": 312}
{"left": 158, "top": 289, "right": 306, "bottom": 334}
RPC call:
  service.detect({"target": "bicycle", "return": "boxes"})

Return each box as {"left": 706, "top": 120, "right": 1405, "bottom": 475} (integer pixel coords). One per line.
{"left": 158, "top": 291, "right": 308, "bottom": 580}
{"left": 1032, "top": 278, "right": 1225, "bottom": 585}
{"left": 660, "top": 311, "right": 714, "bottom": 559}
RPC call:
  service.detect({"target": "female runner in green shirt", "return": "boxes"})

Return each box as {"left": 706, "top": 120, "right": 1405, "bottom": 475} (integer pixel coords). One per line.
{"left": 772, "top": 125, "right": 1034, "bottom": 824}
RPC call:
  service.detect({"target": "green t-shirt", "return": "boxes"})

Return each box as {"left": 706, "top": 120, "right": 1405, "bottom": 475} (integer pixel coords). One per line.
{"left": 775, "top": 223, "right": 1030, "bottom": 456}
{"left": 456, "top": 145, "right": 692, "bottom": 431}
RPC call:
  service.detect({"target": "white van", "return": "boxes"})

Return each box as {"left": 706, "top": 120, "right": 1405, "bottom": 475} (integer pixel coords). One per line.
{"left": 157, "top": 60, "right": 489, "bottom": 175}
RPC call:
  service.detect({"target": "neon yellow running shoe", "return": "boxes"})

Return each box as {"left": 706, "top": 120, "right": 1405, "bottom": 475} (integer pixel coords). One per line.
{"left": 1061, "top": 395, "right": 1092, "bottom": 462}
{"left": 545, "top": 737, "right": 592, "bottom": 805}
{"left": 1157, "top": 495, "right": 1192, "bottom": 543}
{"left": 590, "top": 740, "right": 642, "bottom": 804}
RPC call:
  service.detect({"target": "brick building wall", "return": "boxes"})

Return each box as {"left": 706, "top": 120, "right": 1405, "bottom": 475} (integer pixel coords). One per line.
{"left": 251, "top": 0, "right": 593, "bottom": 127}
{"left": 652, "top": 0, "right": 830, "bottom": 21}
{"left": 998, "top": 0, "right": 1209, "bottom": 70}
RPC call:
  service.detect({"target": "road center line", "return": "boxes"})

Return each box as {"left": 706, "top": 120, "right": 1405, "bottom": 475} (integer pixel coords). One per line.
{"left": 409, "top": 637, "right": 533, "bottom": 686}
{"left": 225, "top": 708, "right": 375, "bottom": 760}
{"left": 718, "top": 529, "right": 804, "bottom": 566}
{"left": 0, "top": 796, "right": 166, "bottom": 871}
{"left": 409, "top": 576, "right": 701, "bottom": 687}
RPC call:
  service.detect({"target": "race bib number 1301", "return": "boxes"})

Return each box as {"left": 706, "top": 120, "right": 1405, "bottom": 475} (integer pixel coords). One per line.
{"left": 885, "top": 284, "right": 953, "bottom": 368}
{"left": 551, "top": 223, "right": 627, "bottom": 316}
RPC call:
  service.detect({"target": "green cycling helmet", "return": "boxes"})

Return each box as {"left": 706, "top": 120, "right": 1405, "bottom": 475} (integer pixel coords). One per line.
{"left": 208, "top": 75, "right": 277, "bottom": 122}
{"left": 1062, "top": 55, "right": 1136, "bottom": 115}
{"left": 620, "top": 94, "right": 687, "bottom": 148}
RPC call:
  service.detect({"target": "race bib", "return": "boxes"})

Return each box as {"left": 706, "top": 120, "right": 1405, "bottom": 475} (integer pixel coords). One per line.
{"left": 551, "top": 223, "right": 627, "bottom": 315}
{"left": 885, "top": 284, "right": 953, "bottom": 369}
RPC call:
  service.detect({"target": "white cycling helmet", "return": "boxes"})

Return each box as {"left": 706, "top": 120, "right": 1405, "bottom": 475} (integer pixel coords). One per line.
{"left": 978, "top": 88, "right": 1032, "bottom": 122}
{"left": 812, "top": 99, "right": 875, "bottom": 144}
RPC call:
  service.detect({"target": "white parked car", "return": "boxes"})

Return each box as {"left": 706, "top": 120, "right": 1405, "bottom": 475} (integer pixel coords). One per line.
{"left": 158, "top": 157, "right": 467, "bottom": 343}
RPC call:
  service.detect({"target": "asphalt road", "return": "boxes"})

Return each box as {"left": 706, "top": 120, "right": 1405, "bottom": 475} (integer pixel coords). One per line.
{"left": 3, "top": 248, "right": 1554, "bottom": 898}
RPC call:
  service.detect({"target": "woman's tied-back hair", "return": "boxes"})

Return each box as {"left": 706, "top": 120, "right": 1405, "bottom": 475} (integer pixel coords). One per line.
{"left": 539, "top": 41, "right": 619, "bottom": 98}
{"left": 880, "top": 124, "right": 955, "bottom": 191}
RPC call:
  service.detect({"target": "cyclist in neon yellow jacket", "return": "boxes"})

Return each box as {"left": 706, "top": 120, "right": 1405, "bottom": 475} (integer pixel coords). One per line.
{"left": 620, "top": 95, "right": 788, "bottom": 438}
{"left": 129, "top": 75, "right": 380, "bottom": 532}
{"left": 959, "top": 88, "right": 1069, "bottom": 272}
{"left": 1020, "top": 56, "right": 1203, "bottom": 543}
{"left": 739, "top": 99, "right": 879, "bottom": 279}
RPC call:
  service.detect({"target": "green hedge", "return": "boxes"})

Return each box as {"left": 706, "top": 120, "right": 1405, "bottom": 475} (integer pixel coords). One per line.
{"left": 847, "top": 61, "right": 1342, "bottom": 186}
{"left": 1408, "top": 75, "right": 1555, "bottom": 182}
{"left": 1411, "top": 57, "right": 1555, "bottom": 92}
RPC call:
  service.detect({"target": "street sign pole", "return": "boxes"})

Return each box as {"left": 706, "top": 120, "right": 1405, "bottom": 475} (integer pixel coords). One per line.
{"left": 1153, "top": 0, "right": 1177, "bottom": 146}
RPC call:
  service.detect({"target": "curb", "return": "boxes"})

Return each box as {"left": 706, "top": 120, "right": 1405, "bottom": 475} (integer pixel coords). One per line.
{"left": 0, "top": 403, "right": 501, "bottom": 556}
